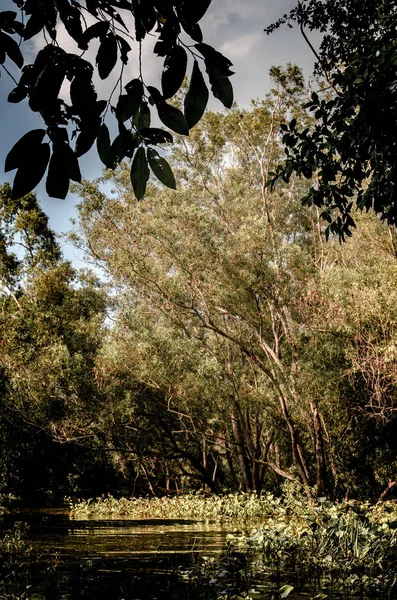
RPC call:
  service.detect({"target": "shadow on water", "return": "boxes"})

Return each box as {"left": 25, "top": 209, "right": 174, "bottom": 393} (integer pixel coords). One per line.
{"left": 0, "top": 510, "right": 238, "bottom": 600}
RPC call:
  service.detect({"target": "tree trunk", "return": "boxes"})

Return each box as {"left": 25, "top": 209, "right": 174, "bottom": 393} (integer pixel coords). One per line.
{"left": 231, "top": 410, "right": 253, "bottom": 492}
{"left": 310, "top": 400, "right": 327, "bottom": 496}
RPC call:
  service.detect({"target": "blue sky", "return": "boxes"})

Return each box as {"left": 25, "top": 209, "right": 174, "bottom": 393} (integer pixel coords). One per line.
{"left": 0, "top": 0, "right": 317, "bottom": 263}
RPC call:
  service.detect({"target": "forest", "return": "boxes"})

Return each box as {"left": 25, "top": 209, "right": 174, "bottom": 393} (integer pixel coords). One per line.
{"left": 1, "top": 1, "right": 397, "bottom": 598}
{"left": 1, "top": 64, "right": 397, "bottom": 505}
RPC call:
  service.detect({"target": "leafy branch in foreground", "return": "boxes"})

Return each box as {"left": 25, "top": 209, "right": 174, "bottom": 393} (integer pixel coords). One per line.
{"left": 267, "top": 1, "right": 397, "bottom": 239}
{"left": 1, "top": 1, "right": 234, "bottom": 201}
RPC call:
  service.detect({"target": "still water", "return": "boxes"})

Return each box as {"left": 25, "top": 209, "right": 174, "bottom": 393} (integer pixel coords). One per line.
{"left": 1, "top": 511, "right": 240, "bottom": 600}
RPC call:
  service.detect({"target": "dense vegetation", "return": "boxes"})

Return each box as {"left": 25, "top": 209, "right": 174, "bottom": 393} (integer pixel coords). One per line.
{"left": 1, "top": 66, "right": 397, "bottom": 506}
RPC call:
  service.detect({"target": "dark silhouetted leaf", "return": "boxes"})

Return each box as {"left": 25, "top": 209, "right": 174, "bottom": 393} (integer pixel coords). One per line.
{"left": 23, "top": 12, "right": 44, "bottom": 40}
{"left": 0, "top": 32, "right": 23, "bottom": 68}
{"left": 11, "top": 142, "right": 50, "bottom": 200}
{"left": 130, "top": 146, "right": 149, "bottom": 200}
{"left": 57, "top": 0, "right": 83, "bottom": 43}
{"left": 29, "top": 61, "right": 67, "bottom": 112}
{"left": 147, "top": 86, "right": 164, "bottom": 105}
{"left": 62, "top": 143, "right": 81, "bottom": 182}
{"left": 203, "top": 64, "right": 233, "bottom": 109}
{"left": 184, "top": 60, "right": 208, "bottom": 129}
{"left": 133, "top": 102, "right": 151, "bottom": 130}
{"left": 139, "top": 128, "right": 173, "bottom": 144}
{"left": 181, "top": 0, "right": 211, "bottom": 25}
{"left": 8, "top": 85, "right": 28, "bottom": 103}
{"left": 158, "top": 103, "right": 189, "bottom": 136}
{"left": 75, "top": 122, "right": 100, "bottom": 157}
{"left": 162, "top": 46, "right": 187, "bottom": 99}
{"left": 195, "top": 43, "right": 234, "bottom": 76}
{"left": 5, "top": 129, "right": 46, "bottom": 172}
{"left": 147, "top": 148, "right": 176, "bottom": 189}
{"left": 78, "top": 21, "right": 109, "bottom": 50}
{"left": 97, "top": 123, "right": 111, "bottom": 166}
{"left": 96, "top": 35, "right": 118, "bottom": 79}
{"left": 116, "top": 92, "right": 142, "bottom": 122}
{"left": 117, "top": 35, "right": 131, "bottom": 64}
{"left": 195, "top": 43, "right": 234, "bottom": 108}
{"left": 46, "top": 147, "right": 70, "bottom": 199}
{"left": 179, "top": 19, "right": 203, "bottom": 43}
{"left": 107, "top": 134, "right": 132, "bottom": 169}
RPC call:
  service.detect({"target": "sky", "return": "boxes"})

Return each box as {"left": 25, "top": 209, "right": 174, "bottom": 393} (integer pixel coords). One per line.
{"left": 0, "top": 0, "right": 318, "bottom": 264}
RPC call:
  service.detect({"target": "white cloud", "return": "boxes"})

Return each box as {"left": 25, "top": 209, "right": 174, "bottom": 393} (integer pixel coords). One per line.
{"left": 220, "top": 33, "right": 263, "bottom": 62}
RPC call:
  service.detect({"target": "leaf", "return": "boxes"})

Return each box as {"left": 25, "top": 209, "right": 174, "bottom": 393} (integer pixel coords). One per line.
{"left": 78, "top": 21, "right": 109, "bottom": 50}
{"left": 107, "top": 134, "right": 132, "bottom": 169}
{"left": 184, "top": 60, "right": 208, "bottom": 129}
{"left": 195, "top": 43, "right": 234, "bottom": 76}
{"left": 147, "top": 148, "right": 176, "bottom": 189}
{"left": 57, "top": 0, "right": 83, "bottom": 43}
{"left": 205, "top": 65, "right": 233, "bottom": 108}
{"left": 116, "top": 35, "right": 131, "bottom": 64}
{"left": 11, "top": 142, "right": 50, "bottom": 200}
{"left": 158, "top": 103, "right": 189, "bottom": 136}
{"left": 139, "top": 128, "right": 173, "bottom": 144}
{"left": 96, "top": 35, "right": 118, "bottom": 79}
{"left": 5, "top": 129, "right": 46, "bottom": 172}
{"left": 279, "top": 585, "right": 294, "bottom": 598}
{"left": 23, "top": 12, "right": 44, "bottom": 40}
{"left": 130, "top": 146, "right": 149, "bottom": 200}
{"left": 162, "top": 46, "right": 187, "bottom": 99}
{"left": 75, "top": 122, "right": 100, "bottom": 157}
{"left": 181, "top": 0, "right": 212, "bottom": 25}
{"left": 62, "top": 143, "right": 81, "bottom": 182}
{"left": 97, "top": 123, "right": 111, "bottom": 166}
{"left": 46, "top": 147, "right": 70, "bottom": 199}
{"left": 133, "top": 102, "right": 151, "bottom": 130}
{"left": 125, "top": 77, "right": 144, "bottom": 100}
{"left": 116, "top": 93, "right": 141, "bottom": 123}
{"left": 29, "top": 61, "right": 67, "bottom": 112}
{"left": 0, "top": 32, "right": 23, "bottom": 68}
{"left": 195, "top": 43, "right": 234, "bottom": 108}
{"left": 7, "top": 86, "right": 27, "bottom": 103}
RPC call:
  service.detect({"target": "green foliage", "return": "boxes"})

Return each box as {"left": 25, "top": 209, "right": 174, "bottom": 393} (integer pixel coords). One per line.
{"left": 72, "top": 70, "right": 397, "bottom": 501}
{"left": 267, "top": 1, "right": 397, "bottom": 238}
{"left": 228, "top": 497, "right": 397, "bottom": 598}
{"left": 70, "top": 492, "right": 285, "bottom": 520}
{"left": 1, "top": 1, "right": 233, "bottom": 200}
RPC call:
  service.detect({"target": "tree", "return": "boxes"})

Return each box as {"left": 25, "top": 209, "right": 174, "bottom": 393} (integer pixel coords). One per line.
{"left": 73, "top": 67, "right": 397, "bottom": 501}
{"left": 1, "top": 1, "right": 233, "bottom": 201}
{"left": 267, "top": 0, "right": 397, "bottom": 238}
{"left": 0, "top": 183, "right": 119, "bottom": 500}
{"left": 72, "top": 68, "right": 333, "bottom": 497}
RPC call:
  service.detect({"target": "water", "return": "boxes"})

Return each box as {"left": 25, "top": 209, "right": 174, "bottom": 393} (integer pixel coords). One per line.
{"left": 0, "top": 511, "right": 382, "bottom": 600}
{"left": 0, "top": 511, "right": 239, "bottom": 600}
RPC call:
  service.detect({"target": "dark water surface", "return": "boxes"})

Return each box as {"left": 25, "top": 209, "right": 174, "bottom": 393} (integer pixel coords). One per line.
{"left": 0, "top": 511, "right": 375, "bottom": 600}
{"left": 1, "top": 510, "right": 240, "bottom": 600}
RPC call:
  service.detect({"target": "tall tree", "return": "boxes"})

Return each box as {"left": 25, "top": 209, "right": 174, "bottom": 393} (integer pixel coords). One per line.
{"left": 0, "top": 183, "right": 113, "bottom": 499}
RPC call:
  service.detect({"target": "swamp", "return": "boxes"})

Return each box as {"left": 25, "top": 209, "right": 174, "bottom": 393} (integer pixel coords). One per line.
{"left": 1, "top": 0, "right": 397, "bottom": 599}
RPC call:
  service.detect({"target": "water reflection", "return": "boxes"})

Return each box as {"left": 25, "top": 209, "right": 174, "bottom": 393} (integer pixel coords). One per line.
{"left": 0, "top": 511, "right": 239, "bottom": 600}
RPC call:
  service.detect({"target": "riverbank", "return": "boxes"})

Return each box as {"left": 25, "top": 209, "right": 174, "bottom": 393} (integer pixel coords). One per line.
{"left": 68, "top": 491, "right": 397, "bottom": 598}
{"left": 1, "top": 492, "right": 397, "bottom": 599}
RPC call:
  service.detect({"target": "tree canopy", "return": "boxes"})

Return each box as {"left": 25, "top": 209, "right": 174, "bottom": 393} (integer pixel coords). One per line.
{"left": 2, "top": 0, "right": 397, "bottom": 237}
{"left": 1, "top": 0, "right": 233, "bottom": 201}
{"left": 267, "top": 0, "right": 397, "bottom": 238}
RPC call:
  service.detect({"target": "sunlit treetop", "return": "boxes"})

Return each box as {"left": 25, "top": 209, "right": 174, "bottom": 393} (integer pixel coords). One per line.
{"left": 0, "top": 0, "right": 234, "bottom": 200}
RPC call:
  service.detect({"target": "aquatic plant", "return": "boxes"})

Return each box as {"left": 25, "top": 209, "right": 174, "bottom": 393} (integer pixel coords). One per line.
{"left": 69, "top": 491, "right": 286, "bottom": 521}
{"left": 226, "top": 497, "right": 397, "bottom": 598}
